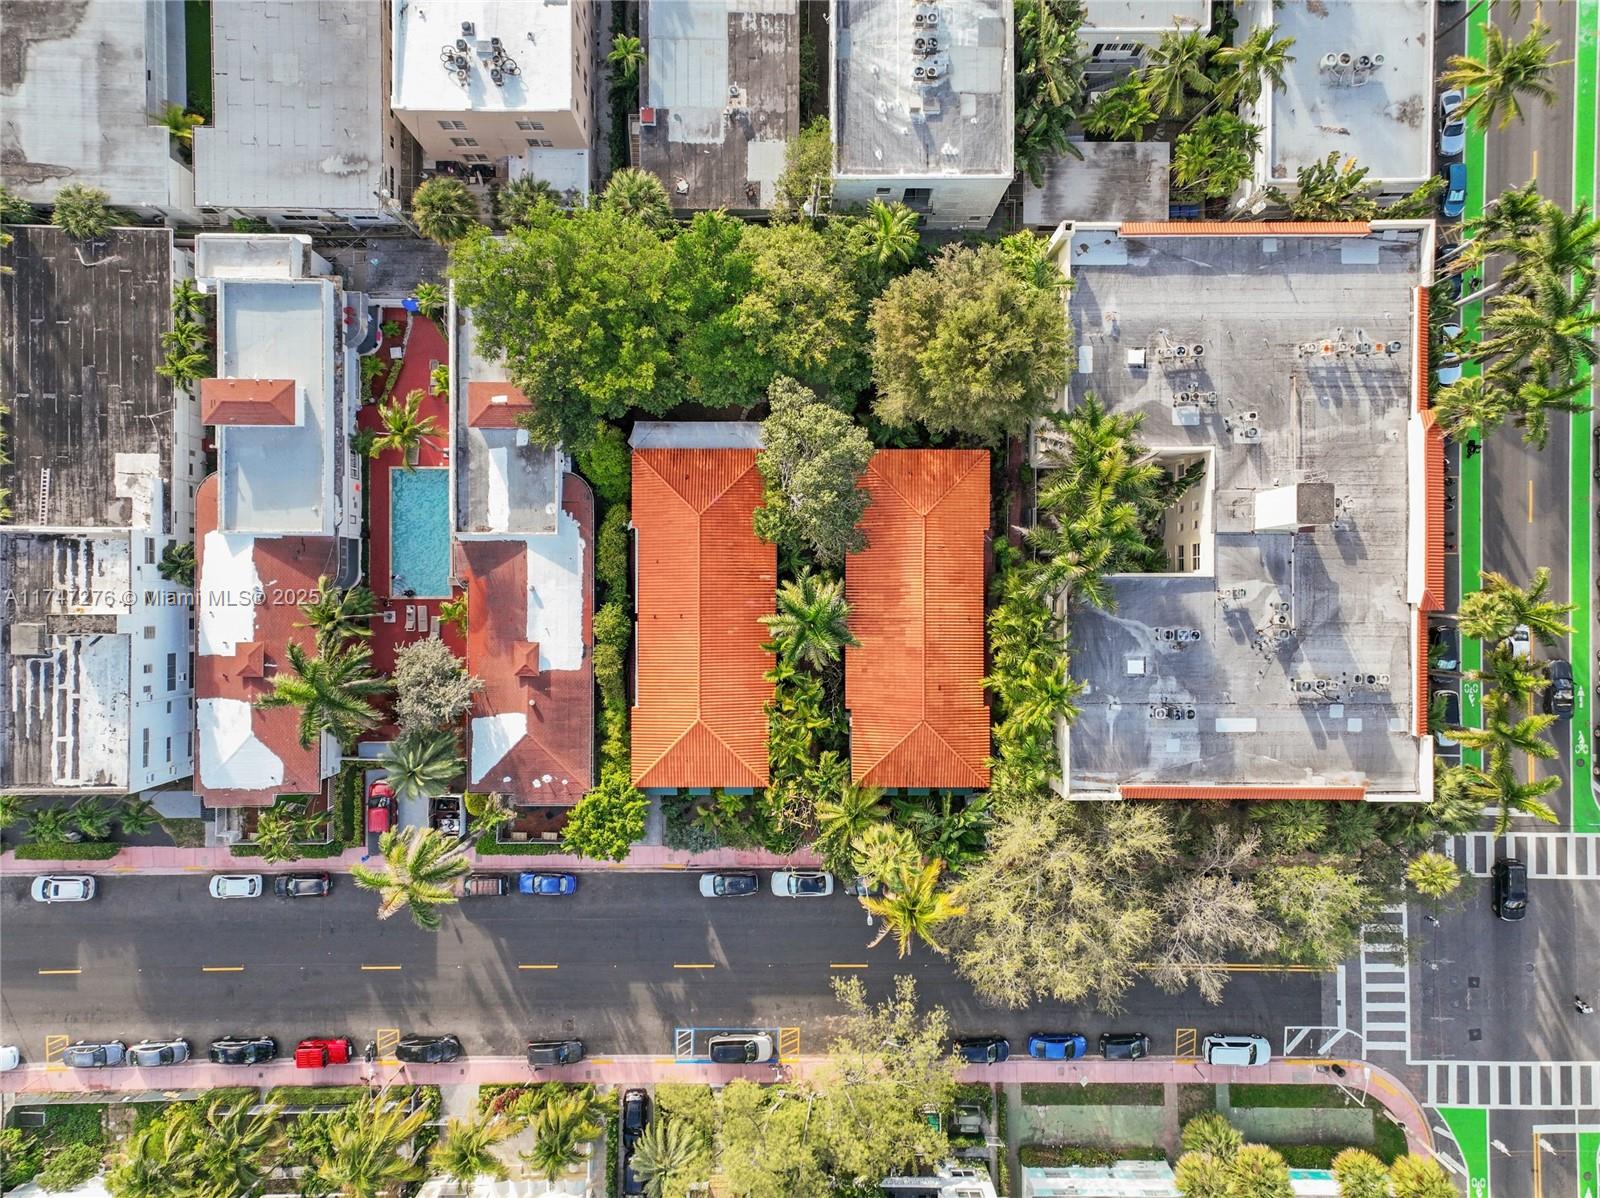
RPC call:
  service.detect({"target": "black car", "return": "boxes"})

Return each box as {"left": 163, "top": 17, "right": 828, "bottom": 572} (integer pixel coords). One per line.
{"left": 395, "top": 1033, "right": 463, "bottom": 1064}
{"left": 1545, "top": 660, "right": 1575, "bottom": 718}
{"left": 275, "top": 872, "right": 331, "bottom": 899}
{"left": 527, "top": 1039, "right": 585, "bottom": 1067}
{"left": 621, "top": 1088, "right": 651, "bottom": 1142}
{"left": 1100, "top": 1032, "right": 1151, "bottom": 1060}
{"left": 209, "top": 1036, "right": 277, "bottom": 1065}
{"left": 955, "top": 1036, "right": 1010, "bottom": 1065}
{"left": 1492, "top": 858, "right": 1528, "bottom": 922}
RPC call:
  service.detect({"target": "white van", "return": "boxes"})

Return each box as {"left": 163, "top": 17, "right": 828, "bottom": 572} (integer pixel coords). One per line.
{"left": 1202, "top": 1034, "right": 1272, "bottom": 1067}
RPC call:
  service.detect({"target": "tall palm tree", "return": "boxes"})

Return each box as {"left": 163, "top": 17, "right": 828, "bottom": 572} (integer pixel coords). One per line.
{"left": 850, "top": 821, "right": 921, "bottom": 892}
{"left": 1478, "top": 274, "right": 1600, "bottom": 383}
{"left": 69, "top": 796, "right": 113, "bottom": 840}
{"left": 352, "top": 825, "right": 471, "bottom": 929}
{"left": 865, "top": 199, "right": 920, "bottom": 268}
{"left": 1509, "top": 376, "right": 1591, "bottom": 449}
{"left": 107, "top": 1114, "right": 194, "bottom": 1198}
{"left": 255, "top": 639, "right": 390, "bottom": 749}
{"left": 371, "top": 388, "right": 442, "bottom": 469}
{"left": 1212, "top": 25, "right": 1296, "bottom": 108}
{"left": 158, "top": 540, "right": 196, "bottom": 586}
{"left": 156, "top": 350, "right": 211, "bottom": 389}
{"left": 298, "top": 575, "right": 379, "bottom": 650}
{"left": 51, "top": 183, "right": 113, "bottom": 240}
{"left": 1471, "top": 645, "right": 1550, "bottom": 710}
{"left": 161, "top": 320, "right": 207, "bottom": 356}
{"left": 117, "top": 796, "right": 160, "bottom": 838}
{"left": 814, "top": 781, "right": 888, "bottom": 874}
{"left": 1141, "top": 26, "right": 1220, "bottom": 118}
{"left": 1458, "top": 567, "right": 1576, "bottom": 646}
{"left": 153, "top": 103, "right": 204, "bottom": 144}
{"left": 1431, "top": 375, "right": 1514, "bottom": 442}
{"left": 761, "top": 572, "right": 858, "bottom": 671}
{"left": 379, "top": 728, "right": 464, "bottom": 803}
{"left": 1085, "top": 81, "right": 1158, "bottom": 140}
{"left": 862, "top": 856, "right": 967, "bottom": 957}
{"left": 25, "top": 804, "right": 75, "bottom": 843}
{"left": 601, "top": 168, "right": 673, "bottom": 228}
{"left": 607, "top": 33, "right": 646, "bottom": 82}
{"left": 430, "top": 1114, "right": 513, "bottom": 1186}
{"left": 1485, "top": 752, "right": 1561, "bottom": 834}
{"left": 629, "top": 1117, "right": 703, "bottom": 1198}
{"left": 496, "top": 176, "right": 559, "bottom": 228}
{"left": 1494, "top": 200, "right": 1600, "bottom": 295}
{"left": 1451, "top": 691, "right": 1559, "bottom": 761}
{"left": 181, "top": 1095, "right": 287, "bottom": 1197}
{"left": 990, "top": 656, "right": 1082, "bottom": 736}
{"left": 523, "top": 1092, "right": 603, "bottom": 1182}
{"left": 1442, "top": 20, "right": 1569, "bottom": 130}
{"left": 171, "top": 278, "right": 207, "bottom": 322}
{"left": 410, "top": 177, "right": 479, "bottom": 244}
{"left": 1014, "top": 0, "right": 1086, "bottom": 184}
{"left": 316, "top": 1089, "right": 430, "bottom": 1198}
{"left": 412, "top": 281, "right": 446, "bottom": 321}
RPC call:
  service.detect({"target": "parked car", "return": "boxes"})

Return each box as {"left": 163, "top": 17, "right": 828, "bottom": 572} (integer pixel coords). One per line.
{"left": 128, "top": 1039, "right": 190, "bottom": 1067}
{"left": 707, "top": 1034, "right": 774, "bottom": 1064}
{"left": 1437, "top": 323, "right": 1464, "bottom": 386}
{"left": 1546, "top": 659, "right": 1575, "bottom": 718}
{"left": 1202, "top": 1034, "right": 1272, "bottom": 1067}
{"left": 955, "top": 1037, "right": 1010, "bottom": 1065}
{"left": 275, "top": 872, "right": 331, "bottom": 899}
{"left": 770, "top": 870, "right": 834, "bottom": 898}
{"left": 209, "top": 874, "right": 263, "bottom": 900}
{"left": 294, "top": 1037, "right": 354, "bottom": 1069}
{"left": 209, "top": 1036, "right": 277, "bottom": 1065}
{"left": 1443, "top": 161, "right": 1469, "bottom": 219}
{"left": 1492, "top": 857, "right": 1528, "bottom": 921}
{"left": 367, "top": 778, "right": 395, "bottom": 834}
{"left": 1430, "top": 624, "right": 1460, "bottom": 673}
{"left": 621, "top": 1088, "right": 651, "bottom": 1143}
{"left": 0, "top": 1045, "right": 19, "bottom": 1072}
{"left": 459, "top": 873, "right": 511, "bottom": 897}
{"left": 1433, "top": 689, "right": 1461, "bottom": 749}
{"left": 63, "top": 1041, "right": 126, "bottom": 1069}
{"left": 1510, "top": 624, "right": 1532, "bottom": 658}
{"left": 699, "top": 872, "right": 760, "bottom": 898}
{"left": 527, "top": 1039, "right": 585, "bottom": 1067}
{"left": 1439, "top": 88, "right": 1466, "bottom": 157}
{"left": 395, "top": 1033, "right": 463, "bottom": 1064}
{"left": 518, "top": 872, "right": 577, "bottom": 897}
{"left": 30, "top": 875, "right": 95, "bottom": 904}
{"left": 1099, "top": 1032, "right": 1151, "bottom": 1061}
{"left": 1027, "top": 1033, "right": 1088, "bottom": 1060}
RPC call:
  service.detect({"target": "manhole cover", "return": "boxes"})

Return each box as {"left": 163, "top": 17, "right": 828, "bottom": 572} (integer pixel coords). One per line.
{"left": 1468, "top": 976, "right": 1481, "bottom": 988}
{"left": 1469, "top": 1029, "right": 1483, "bottom": 1041}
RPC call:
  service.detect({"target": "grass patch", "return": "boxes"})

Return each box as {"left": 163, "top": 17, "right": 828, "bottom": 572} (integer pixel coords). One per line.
{"left": 1020, "top": 1146, "right": 1167, "bottom": 1167}
{"left": 265, "top": 1085, "right": 368, "bottom": 1108}
{"left": 161, "top": 817, "right": 206, "bottom": 847}
{"left": 1275, "top": 1144, "right": 1373, "bottom": 1169}
{"left": 1227, "top": 1084, "right": 1355, "bottom": 1109}
{"left": 1021, "top": 1083, "right": 1165, "bottom": 1107}
{"left": 184, "top": 0, "right": 213, "bottom": 118}
{"left": 1178, "top": 1084, "right": 1217, "bottom": 1122}
{"left": 1373, "top": 1114, "right": 1408, "bottom": 1164}
{"left": 953, "top": 1082, "right": 995, "bottom": 1119}
{"left": 474, "top": 831, "right": 564, "bottom": 855}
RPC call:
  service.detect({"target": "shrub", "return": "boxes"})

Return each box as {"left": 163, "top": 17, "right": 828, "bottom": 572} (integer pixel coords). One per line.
{"left": 596, "top": 505, "right": 631, "bottom": 602}
{"left": 392, "top": 637, "right": 484, "bottom": 731}
{"left": 51, "top": 184, "right": 114, "bottom": 240}
{"left": 562, "top": 769, "right": 648, "bottom": 862}
{"left": 36, "top": 1143, "right": 102, "bottom": 1192}
{"left": 594, "top": 601, "right": 631, "bottom": 653}
{"left": 578, "top": 422, "right": 631, "bottom": 505}
{"left": 593, "top": 642, "right": 625, "bottom": 706}
{"left": 12, "top": 841, "right": 121, "bottom": 860}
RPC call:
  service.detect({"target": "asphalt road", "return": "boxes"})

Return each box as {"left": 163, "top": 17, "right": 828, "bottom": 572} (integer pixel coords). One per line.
{"left": 0, "top": 873, "right": 1321, "bottom": 1062}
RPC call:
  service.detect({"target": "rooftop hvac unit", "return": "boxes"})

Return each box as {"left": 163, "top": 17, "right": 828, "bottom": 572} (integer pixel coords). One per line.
{"left": 1191, "top": 344, "right": 1205, "bottom": 358}
{"left": 456, "top": 37, "right": 469, "bottom": 51}
{"left": 461, "top": 20, "right": 475, "bottom": 37}
{"left": 1320, "top": 52, "right": 1339, "bottom": 70}
{"left": 490, "top": 67, "right": 504, "bottom": 86}
{"left": 638, "top": 106, "right": 657, "bottom": 127}
{"left": 1387, "top": 340, "right": 1403, "bottom": 353}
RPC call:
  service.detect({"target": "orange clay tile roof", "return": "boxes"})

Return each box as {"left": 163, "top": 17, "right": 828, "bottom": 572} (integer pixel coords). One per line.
{"left": 846, "top": 450, "right": 991, "bottom": 789}
{"left": 1422, "top": 411, "right": 1446, "bottom": 612}
{"left": 1118, "top": 221, "right": 1373, "bottom": 237}
{"left": 1121, "top": 783, "right": 1366, "bottom": 801}
{"left": 200, "top": 377, "right": 297, "bottom": 426}
{"left": 631, "top": 449, "right": 775, "bottom": 789}
{"left": 1414, "top": 610, "right": 1430, "bottom": 738}
{"left": 1414, "top": 287, "right": 1431, "bottom": 412}
{"left": 466, "top": 381, "right": 533, "bottom": 429}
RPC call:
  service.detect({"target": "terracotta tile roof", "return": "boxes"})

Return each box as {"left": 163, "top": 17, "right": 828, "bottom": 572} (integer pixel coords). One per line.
{"left": 1414, "top": 287, "right": 1431, "bottom": 412}
{"left": 1414, "top": 610, "right": 1430, "bottom": 738}
{"left": 631, "top": 449, "right": 775, "bottom": 789}
{"left": 1421, "top": 411, "right": 1446, "bottom": 612}
{"left": 1121, "top": 783, "right": 1367, "bottom": 801}
{"left": 466, "top": 381, "right": 533, "bottom": 429}
{"left": 457, "top": 474, "right": 595, "bottom": 803}
{"left": 200, "top": 377, "right": 298, "bottom": 426}
{"left": 845, "top": 450, "right": 991, "bottom": 789}
{"left": 1118, "top": 221, "right": 1373, "bottom": 237}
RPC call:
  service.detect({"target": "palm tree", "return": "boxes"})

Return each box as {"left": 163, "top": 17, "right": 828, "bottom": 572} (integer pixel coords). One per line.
{"left": 412, "top": 281, "right": 446, "bottom": 322}
{"left": 410, "top": 177, "right": 479, "bottom": 244}
{"left": 1226, "top": 1144, "right": 1294, "bottom": 1198}
{"left": 865, "top": 199, "right": 920, "bottom": 268}
{"left": 1509, "top": 376, "right": 1591, "bottom": 449}
{"left": 1405, "top": 851, "right": 1463, "bottom": 900}
{"left": 298, "top": 575, "right": 379, "bottom": 650}
{"left": 117, "top": 796, "right": 160, "bottom": 838}
{"left": 158, "top": 540, "right": 196, "bottom": 586}
{"left": 1478, "top": 274, "right": 1600, "bottom": 384}
{"left": 107, "top": 1115, "right": 194, "bottom": 1198}
{"left": 1472, "top": 645, "right": 1550, "bottom": 710}
{"left": 1170, "top": 113, "right": 1259, "bottom": 200}
{"left": 607, "top": 33, "right": 646, "bottom": 82}
{"left": 380, "top": 728, "right": 464, "bottom": 803}
{"left": 171, "top": 278, "right": 207, "bottom": 322}
{"left": 161, "top": 321, "right": 207, "bottom": 356}
{"left": 629, "top": 1116, "right": 703, "bottom": 1198}
{"left": 352, "top": 825, "right": 472, "bottom": 929}
{"left": 69, "top": 796, "right": 113, "bottom": 840}
{"left": 51, "top": 183, "right": 113, "bottom": 240}
{"left": 25, "top": 804, "right": 75, "bottom": 844}
{"left": 850, "top": 821, "right": 921, "bottom": 892}
{"left": 496, "top": 176, "right": 559, "bottom": 228}
{"left": 1181, "top": 1114, "right": 1243, "bottom": 1160}
{"left": 370, "top": 389, "right": 442, "bottom": 469}
{"left": 894, "top": 792, "right": 992, "bottom": 874}
{"left": 1494, "top": 200, "right": 1600, "bottom": 295}
{"left": 316, "top": 1089, "right": 430, "bottom": 1198}
{"left": 1432, "top": 375, "right": 1513, "bottom": 441}
{"left": 1457, "top": 567, "right": 1575, "bottom": 647}
{"left": 1212, "top": 25, "right": 1295, "bottom": 108}
{"left": 430, "top": 1114, "right": 514, "bottom": 1186}
{"left": 181, "top": 1095, "right": 286, "bottom": 1197}
{"left": 1388, "top": 1155, "right": 1461, "bottom": 1198}
{"left": 156, "top": 349, "right": 210, "bottom": 389}
{"left": 862, "top": 856, "right": 967, "bottom": 957}
{"left": 761, "top": 572, "right": 858, "bottom": 671}
{"left": 255, "top": 639, "right": 390, "bottom": 749}
{"left": 1441, "top": 19, "right": 1570, "bottom": 130}
{"left": 601, "top": 168, "right": 673, "bottom": 228}
{"left": 1485, "top": 753, "right": 1560, "bottom": 834}
{"left": 1141, "top": 26, "right": 1220, "bottom": 118}
{"left": 814, "top": 781, "right": 887, "bottom": 874}
{"left": 439, "top": 592, "right": 469, "bottom": 636}
{"left": 524, "top": 1092, "right": 603, "bottom": 1182}
{"left": 0, "top": 793, "right": 28, "bottom": 838}
{"left": 1084, "top": 81, "right": 1158, "bottom": 140}
{"left": 1451, "top": 691, "right": 1559, "bottom": 762}
{"left": 153, "top": 102, "right": 204, "bottom": 145}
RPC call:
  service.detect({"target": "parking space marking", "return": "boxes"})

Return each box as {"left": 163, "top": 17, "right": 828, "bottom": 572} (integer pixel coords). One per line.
{"left": 1175, "top": 1028, "right": 1197, "bottom": 1057}
{"left": 36, "top": 969, "right": 81, "bottom": 976}
{"left": 779, "top": 1027, "right": 801, "bottom": 1061}
{"left": 44, "top": 1035, "right": 68, "bottom": 1065}
{"left": 201, "top": 966, "right": 244, "bottom": 973}
{"left": 518, "top": 964, "right": 559, "bottom": 970}
{"left": 376, "top": 1027, "right": 400, "bottom": 1063}
{"left": 829, "top": 963, "right": 869, "bottom": 969}
{"left": 360, "top": 964, "right": 402, "bottom": 971}
{"left": 673, "top": 963, "right": 715, "bottom": 970}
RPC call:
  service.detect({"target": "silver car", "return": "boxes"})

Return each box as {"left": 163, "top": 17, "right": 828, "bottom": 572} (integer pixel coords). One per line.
{"left": 209, "top": 874, "right": 263, "bottom": 899}
{"left": 31, "top": 875, "right": 96, "bottom": 903}
{"left": 62, "top": 1041, "right": 126, "bottom": 1068}
{"left": 1439, "top": 88, "right": 1466, "bottom": 157}
{"left": 128, "top": 1039, "right": 190, "bottom": 1067}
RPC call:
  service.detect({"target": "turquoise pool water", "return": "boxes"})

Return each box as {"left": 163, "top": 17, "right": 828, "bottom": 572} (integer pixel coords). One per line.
{"left": 389, "top": 468, "right": 451, "bottom": 598}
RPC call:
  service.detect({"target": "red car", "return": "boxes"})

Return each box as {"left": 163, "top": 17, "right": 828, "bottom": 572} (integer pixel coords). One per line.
{"left": 294, "top": 1037, "right": 354, "bottom": 1069}
{"left": 367, "top": 778, "right": 395, "bottom": 834}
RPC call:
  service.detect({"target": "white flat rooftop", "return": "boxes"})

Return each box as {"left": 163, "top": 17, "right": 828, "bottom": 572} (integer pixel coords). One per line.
{"left": 393, "top": 0, "right": 576, "bottom": 114}
{"left": 1081, "top": 1, "right": 1210, "bottom": 32}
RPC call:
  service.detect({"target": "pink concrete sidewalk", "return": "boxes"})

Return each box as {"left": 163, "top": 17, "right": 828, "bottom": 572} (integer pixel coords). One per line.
{"left": 0, "top": 1055, "right": 1431, "bottom": 1156}
{"left": 0, "top": 843, "right": 820, "bottom": 876}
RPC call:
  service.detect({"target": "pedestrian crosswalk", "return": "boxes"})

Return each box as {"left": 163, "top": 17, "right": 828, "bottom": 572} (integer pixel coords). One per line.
{"left": 1425, "top": 1061, "right": 1600, "bottom": 1109}
{"left": 1358, "top": 906, "right": 1410, "bottom": 1056}
{"left": 1445, "top": 832, "right": 1600, "bottom": 879}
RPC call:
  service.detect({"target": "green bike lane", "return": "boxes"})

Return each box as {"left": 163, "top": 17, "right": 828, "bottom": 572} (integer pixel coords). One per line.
{"left": 1457, "top": 9, "right": 1488, "bottom": 763}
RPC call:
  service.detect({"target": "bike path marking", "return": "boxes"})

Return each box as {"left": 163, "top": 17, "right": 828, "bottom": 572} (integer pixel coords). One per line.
{"left": 1439, "top": 1106, "right": 1492, "bottom": 1198}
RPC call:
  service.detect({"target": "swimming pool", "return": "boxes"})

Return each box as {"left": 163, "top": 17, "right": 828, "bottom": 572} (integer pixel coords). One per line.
{"left": 389, "top": 468, "right": 451, "bottom": 598}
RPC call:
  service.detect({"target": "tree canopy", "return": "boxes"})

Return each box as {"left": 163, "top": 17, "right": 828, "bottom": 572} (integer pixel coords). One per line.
{"left": 754, "top": 377, "right": 874, "bottom": 566}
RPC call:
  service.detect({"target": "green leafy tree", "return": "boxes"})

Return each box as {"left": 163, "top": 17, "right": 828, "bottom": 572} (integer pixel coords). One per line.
{"left": 669, "top": 210, "right": 767, "bottom": 409}
{"left": 51, "top": 184, "right": 114, "bottom": 240}
{"left": 410, "top": 176, "right": 479, "bottom": 243}
{"left": 862, "top": 856, "right": 967, "bottom": 957}
{"left": 893, "top": 792, "right": 992, "bottom": 874}
{"left": 26, "top": 804, "right": 76, "bottom": 844}
{"left": 315, "top": 1089, "right": 430, "bottom": 1198}
{"left": 392, "top": 636, "right": 483, "bottom": 730}
{"left": 70, "top": 797, "right": 114, "bottom": 840}
{"left": 157, "top": 541, "right": 196, "bottom": 587}
{"left": 1255, "top": 863, "right": 1377, "bottom": 969}
{"left": 0, "top": 793, "right": 29, "bottom": 839}
{"left": 1085, "top": 77, "right": 1158, "bottom": 140}
{"left": 153, "top": 103, "right": 203, "bottom": 145}
{"left": 439, "top": 591, "right": 468, "bottom": 636}
{"left": 430, "top": 361, "right": 450, "bottom": 398}
{"left": 753, "top": 377, "right": 875, "bottom": 567}
{"left": 255, "top": 639, "right": 390, "bottom": 749}
{"left": 1270, "top": 152, "right": 1379, "bottom": 220}
{"left": 562, "top": 769, "right": 649, "bottom": 862}
{"left": 370, "top": 388, "right": 442, "bottom": 468}
{"left": 250, "top": 805, "right": 315, "bottom": 864}
{"left": 772, "top": 117, "right": 833, "bottom": 221}
{"left": 430, "top": 1114, "right": 513, "bottom": 1186}
{"left": 156, "top": 350, "right": 210, "bottom": 389}
{"left": 161, "top": 320, "right": 207, "bottom": 356}
{"left": 380, "top": 727, "right": 464, "bottom": 802}
{"left": 577, "top": 420, "right": 631, "bottom": 504}
{"left": 1388, "top": 1155, "right": 1459, "bottom": 1198}
{"left": 870, "top": 241, "right": 1070, "bottom": 442}
{"left": 601, "top": 167, "right": 673, "bottom": 228}
{"left": 1441, "top": 19, "right": 1570, "bottom": 130}
{"left": 170, "top": 279, "right": 206, "bottom": 321}
{"left": 297, "top": 575, "right": 378, "bottom": 651}
{"left": 37, "top": 1142, "right": 104, "bottom": 1191}
{"left": 352, "top": 825, "right": 472, "bottom": 929}
{"left": 851, "top": 821, "right": 922, "bottom": 893}
{"left": 1332, "top": 1149, "right": 1391, "bottom": 1198}
{"left": 1172, "top": 113, "right": 1260, "bottom": 199}
{"left": 815, "top": 782, "right": 888, "bottom": 877}
{"left": 762, "top": 572, "right": 858, "bottom": 671}
{"left": 523, "top": 1092, "right": 603, "bottom": 1182}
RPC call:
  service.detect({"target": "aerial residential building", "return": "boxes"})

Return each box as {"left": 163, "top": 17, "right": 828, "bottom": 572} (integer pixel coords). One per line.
{"left": 830, "top": 0, "right": 1014, "bottom": 229}
{"left": 1024, "top": 1161, "right": 1341, "bottom": 1198}
{"left": 883, "top": 1163, "right": 1000, "bottom": 1198}
{"left": 1238, "top": 0, "right": 1436, "bottom": 198}
{"left": 0, "top": 226, "right": 203, "bottom": 795}
{"left": 630, "top": 427, "right": 775, "bottom": 792}
{"left": 634, "top": 1, "right": 801, "bottom": 216}
{"left": 194, "top": 1, "right": 413, "bottom": 230}
{"left": 1079, "top": 1, "right": 1211, "bottom": 78}
{"left": 0, "top": 0, "right": 200, "bottom": 223}
{"left": 1022, "top": 142, "right": 1172, "bottom": 226}
{"left": 1043, "top": 218, "right": 1442, "bottom": 803}
{"left": 451, "top": 309, "right": 595, "bottom": 806}
{"left": 390, "top": 0, "right": 596, "bottom": 195}
{"left": 191, "top": 234, "right": 366, "bottom": 809}
{"left": 846, "top": 451, "right": 991, "bottom": 791}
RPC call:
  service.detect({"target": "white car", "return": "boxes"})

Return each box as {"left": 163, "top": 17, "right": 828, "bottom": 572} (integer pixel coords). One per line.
{"left": 770, "top": 870, "right": 834, "bottom": 898}
{"left": 1437, "top": 323, "right": 1463, "bottom": 386}
{"left": 1202, "top": 1033, "right": 1272, "bottom": 1067}
{"left": 0, "top": 1045, "right": 20, "bottom": 1072}
{"left": 209, "top": 874, "right": 263, "bottom": 899}
{"left": 1511, "top": 624, "right": 1532, "bottom": 658}
{"left": 1439, "top": 88, "right": 1466, "bottom": 157}
{"left": 30, "top": 875, "right": 96, "bottom": 903}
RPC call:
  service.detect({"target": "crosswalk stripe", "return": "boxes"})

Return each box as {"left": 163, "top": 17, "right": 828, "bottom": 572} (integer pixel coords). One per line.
{"left": 1446, "top": 832, "right": 1600, "bottom": 879}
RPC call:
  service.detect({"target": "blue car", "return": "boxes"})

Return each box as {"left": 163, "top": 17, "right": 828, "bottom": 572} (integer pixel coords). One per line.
{"left": 1442, "top": 162, "right": 1468, "bottom": 219}
{"left": 519, "top": 871, "right": 578, "bottom": 896}
{"left": 1027, "top": 1033, "right": 1088, "bottom": 1060}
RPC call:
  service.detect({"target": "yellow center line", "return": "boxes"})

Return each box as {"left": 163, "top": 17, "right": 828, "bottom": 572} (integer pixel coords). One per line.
{"left": 201, "top": 966, "right": 244, "bottom": 973}
{"left": 360, "top": 964, "right": 403, "bottom": 972}
{"left": 1528, "top": 478, "right": 1535, "bottom": 523}
{"left": 658, "top": 863, "right": 688, "bottom": 870}
{"left": 830, "top": 963, "right": 870, "bottom": 969}
{"left": 518, "top": 964, "right": 559, "bottom": 970}
{"left": 1532, "top": 1132, "right": 1543, "bottom": 1198}
{"left": 588, "top": 1057, "right": 615, "bottom": 1064}
{"left": 37, "top": 969, "right": 81, "bottom": 976}
{"left": 673, "top": 963, "right": 715, "bottom": 970}
{"left": 1531, "top": 148, "right": 1540, "bottom": 180}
